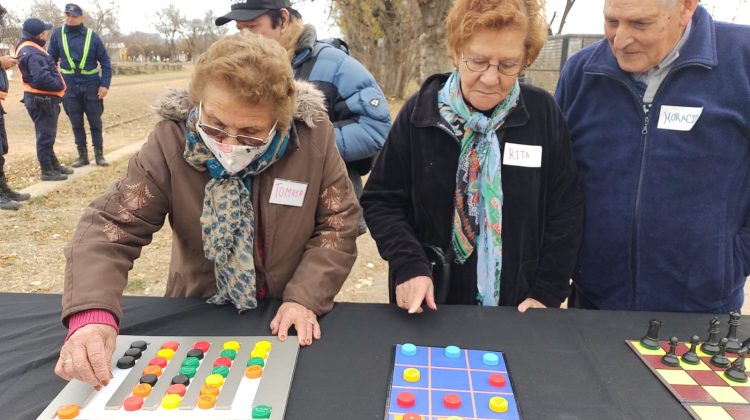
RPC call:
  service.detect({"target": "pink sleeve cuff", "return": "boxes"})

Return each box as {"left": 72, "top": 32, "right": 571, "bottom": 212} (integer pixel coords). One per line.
{"left": 66, "top": 309, "right": 119, "bottom": 341}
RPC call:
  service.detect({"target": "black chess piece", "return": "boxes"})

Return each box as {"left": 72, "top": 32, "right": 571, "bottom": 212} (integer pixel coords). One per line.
{"left": 681, "top": 335, "right": 700, "bottom": 365}
{"left": 710, "top": 338, "right": 731, "bottom": 368}
{"left": 724, "top": 347, "right": 748, "bottom": 383}
{"left": 661, "top": 336, "right": 680, "bottom": 367}
{"left": 725, "top": 312, "right": 742, "bottom": 354}
{"left": 641, "top": 319, "right": 662, "bottom": 350}
{"left": 701, "top": 317, "right": 721, "bottom": 355}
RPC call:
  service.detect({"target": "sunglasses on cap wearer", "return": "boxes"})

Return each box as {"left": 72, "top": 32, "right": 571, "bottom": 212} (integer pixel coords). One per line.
{"left": 198, "top": 102, "right": 277, "bottom": 148}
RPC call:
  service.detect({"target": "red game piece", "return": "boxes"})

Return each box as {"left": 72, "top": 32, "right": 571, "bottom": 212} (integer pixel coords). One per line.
{"left": 123, "top": 395, "right": 144, "bottom": 411}
{"left": 194, "top": 341, "right": 211, "bottom": 353}
{"left": 489, "top": 373, "right": 507, "bottom": 388}
{"left": 396, "top": 391, "right": 415, "bottom": 408}
{"left": 213, "top": 357, "right": 232, "bottom": 368}
{"left": 403, "top": 414, "right": 422, "bottom": 420}
{"left": 148, "top": 357, "right": 167, "bottom": 369}
{"left": 166, "top": 384, "right": 187, "bottom": 397}
{"left": 161, "top": 341, "right": 180, "bottom": 351}
{"left": 443, "top": 393, "right": 461, "bottom": 409}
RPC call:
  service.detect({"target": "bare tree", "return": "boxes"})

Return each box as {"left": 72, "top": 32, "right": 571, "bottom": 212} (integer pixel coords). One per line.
{"left": 555, "top": 0, "right": 576, "bottom": 35}
{"left": 153, "top": 4, "right": 185, "bottom": 59}
{"left": 0, "top": 7, "right": 21, "bottom": 48}
{"left": 417, "top": 0, "right": 453, "bottom": 83}
{"left": 28, "top": 0, "right": 64, "bottom": 28}
{"left": 86, "top": 0, "right": 120, "bottom": 48}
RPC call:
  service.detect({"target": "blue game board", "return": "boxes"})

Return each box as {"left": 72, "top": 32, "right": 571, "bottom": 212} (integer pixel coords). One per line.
{"left": 385, "top": 344, "right": 522, "bottom": 420}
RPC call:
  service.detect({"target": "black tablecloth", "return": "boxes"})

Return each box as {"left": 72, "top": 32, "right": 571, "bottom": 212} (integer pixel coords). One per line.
{"left": 2, "top": 292, "right": 748, "bottom": 419}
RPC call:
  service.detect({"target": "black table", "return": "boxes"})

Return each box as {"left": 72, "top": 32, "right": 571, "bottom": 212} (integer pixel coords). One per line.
{"left": 2, "top": 292, "right": 747, "bottom": 419}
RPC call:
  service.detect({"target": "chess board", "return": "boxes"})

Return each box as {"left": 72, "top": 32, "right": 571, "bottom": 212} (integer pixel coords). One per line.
{"left": 385, "top": 344, "right": 522, "bottom": 419}
{"left": 627, "top": 340, "right": 750, "bottom": 420}
{"left": 37, "top": 335, "right": 298, "bottom": 420}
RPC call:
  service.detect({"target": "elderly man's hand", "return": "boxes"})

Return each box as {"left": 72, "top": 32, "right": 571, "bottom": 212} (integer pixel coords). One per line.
{"left": 395, "top": 275, "right": 437, "bottom": 314}
{"left": 97, "top": 86, "right": 108, "bottom": 100}
{"left": 270, "top": 302, "right": 320, "bottom": 346}
{"left": 55, "top": 324, "right": 117, "bottom": 390}
{"left": 517, "top": 297, "right": 547, "bottom": 312}
{"left": 0, "top": 55, "right": 18, "bottom": 70}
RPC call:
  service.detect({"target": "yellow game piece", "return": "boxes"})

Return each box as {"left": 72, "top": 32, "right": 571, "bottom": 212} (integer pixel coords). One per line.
{"left": 205, "top": 373, "right": 225, "bottom": 387}
{"left": 489, "top": 396, "right": 508, "bottom": 413}
{"left": 161, "top": 394, "right": 181, "bottom": 410}
{"left": 56, "top": 403, "right": 80, "bottom": 419}
{"left": 255, "top": 340, "right": 272, "bottom": 352}
{"left": 403, "top": 368, "right": 421, "bottom": 382}
{"left": 156, "top": 348, "right": 175, "bottom": 360}
{"left": 223, "top": 340, "right": 241, "bottom": 352}
{"left": 250, "top": 348, "right": 268, "bottom": 360}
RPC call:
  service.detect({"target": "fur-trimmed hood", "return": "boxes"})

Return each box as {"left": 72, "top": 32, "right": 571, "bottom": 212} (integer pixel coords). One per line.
{"left": 154, "top": 80, "right": 327, "bottom": 128}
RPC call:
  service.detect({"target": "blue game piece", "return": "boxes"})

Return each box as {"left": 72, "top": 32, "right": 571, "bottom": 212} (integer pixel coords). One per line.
{"left": 401, "top": 343, "right": 417, "bottom": 356}
{"left": 483, "top": 352, "right": 500, "bottom": 366}
{"left": 445, "top": 345, "right": 461, "bottom": 359}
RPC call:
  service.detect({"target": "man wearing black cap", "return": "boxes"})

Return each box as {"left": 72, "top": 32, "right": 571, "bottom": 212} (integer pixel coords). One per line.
{"left": 16, "top": 18, "right": 68, "bottom": 181}
{"left": 216, "top": 0, "right": 391, "bottom": 236}
{"left": 48, "top": 3, "right": 112, "bottom": 168}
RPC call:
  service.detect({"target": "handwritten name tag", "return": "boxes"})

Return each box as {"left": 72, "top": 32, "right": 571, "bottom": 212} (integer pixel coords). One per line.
{"left": 503, "top": 143, "right": 542, "bottom": 168}
{"left": 657, "top": 105, "right": 703, "bottom": 131}
{"left": 269, "top": 179, "right": 308, "bottom": 207}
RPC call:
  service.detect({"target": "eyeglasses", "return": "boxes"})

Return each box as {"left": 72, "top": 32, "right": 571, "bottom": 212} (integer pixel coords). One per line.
{"left": 461, "top": 52, "right": 527, "bottom": 76}
{"left": 198, "top": 102, "right": 277, "bottom": 148}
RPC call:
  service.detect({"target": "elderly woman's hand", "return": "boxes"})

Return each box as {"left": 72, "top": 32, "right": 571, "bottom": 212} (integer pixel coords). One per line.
{"left": 396, "top": 276, "right": 438, "bottom": 314}
{"left": 270, "top": 302, "right": 320, "bottom": 346}
{"left": 55, "top": 324, "right": 117, "bottom": 389}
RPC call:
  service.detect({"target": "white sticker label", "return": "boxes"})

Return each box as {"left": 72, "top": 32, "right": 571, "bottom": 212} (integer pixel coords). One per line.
{"left": 269, "top": 179, "right": 308, "bottom": 207}
{"left": 657, "top": 105, "right": 703, "bottom": 131}
{"left": 503, "top": 143, "right": 542, "bottom": 168}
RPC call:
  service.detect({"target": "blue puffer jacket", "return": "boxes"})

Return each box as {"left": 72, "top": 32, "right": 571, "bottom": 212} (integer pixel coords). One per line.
{"left": 555, "top": 6, "right": 750, "bottom": 313}
{"left": 16, "top": 34, "right": 66, "bottom": 93}
{"left": 292, "top": 25, "right": 390, "bottom": 163}
{"left": 48, "top": 24, "right": 112, "bottom": 89}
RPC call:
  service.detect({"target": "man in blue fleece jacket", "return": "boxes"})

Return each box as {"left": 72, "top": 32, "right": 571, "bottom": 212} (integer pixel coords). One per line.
{"left": 555, "top": 0, "right": 750, "bottom": 312}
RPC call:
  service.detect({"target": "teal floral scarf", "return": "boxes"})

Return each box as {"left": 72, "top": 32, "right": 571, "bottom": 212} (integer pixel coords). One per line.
{"left": 438, "top": 70, "right": 520, "bottom": 306}
{"left": 183, "top": 107, "right": 290, "bottom": 312}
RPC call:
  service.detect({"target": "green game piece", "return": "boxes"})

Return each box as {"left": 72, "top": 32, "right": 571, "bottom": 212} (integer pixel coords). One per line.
{"left": 247, "top": 357, "right": 265, "bottom": 367}
{"left": 212, "top": 365, "right": 230, "bottom": 378}
{"left": 179, "top": 366, "right": 197, "bottom": 378}
{"left": 252, "top": 405, "right": 271, "bottom": 419}
{"left": 181, "top": 357, "right": 200, "bottom": 368}
{"left": 220, "top": 349, "right": 237, "bottom": 360}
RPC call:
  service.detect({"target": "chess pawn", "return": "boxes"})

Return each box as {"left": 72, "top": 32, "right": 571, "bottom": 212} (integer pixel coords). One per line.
{"left": 724, "top": 347, "right": 748, "bottom": 383}
{"left": 725, "top": 312, "right": 742, "bottom": 354}
{"left": 710, "top": 338, "right": 731, "bottom": 368}
{"left": 661, "top": 336, "right": 680, "bottom": 367}
{"left": 640, "top": 319, "right": 662, "bottom": 350}
{"left": 681, "top": 335, "right": 700, "bottom": 365}
{"left": 700, "top": 317, "right": 721, "bottom": 355}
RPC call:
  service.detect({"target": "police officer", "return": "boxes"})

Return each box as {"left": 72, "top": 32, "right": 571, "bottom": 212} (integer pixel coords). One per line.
{"left": 16, "top": 18, "right": 68, "bottom": 181}
{"left": 48, "top": 3, "right": 112, "bottom": 167}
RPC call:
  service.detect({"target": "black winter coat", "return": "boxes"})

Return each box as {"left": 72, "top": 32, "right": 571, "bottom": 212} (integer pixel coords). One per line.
{"left": 361, "top": 73, "right": 584, "bottom": 307}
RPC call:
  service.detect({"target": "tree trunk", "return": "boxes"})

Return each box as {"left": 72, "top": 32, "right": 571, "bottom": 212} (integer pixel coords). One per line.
{"left": 417, "top": 0, "right": 453, "bottom": 84}
{"left": 556, "top": 0, "right": 576, "bottom": 35}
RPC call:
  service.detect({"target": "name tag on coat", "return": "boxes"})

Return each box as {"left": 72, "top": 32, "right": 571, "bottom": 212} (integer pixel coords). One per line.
{"left": 503, "top": 143, "right": 542, "bottom": 168}
{"left": 657, "top": 105, "right": 703, "bottom": 131}
{"left": 269, "top": 179, "right": 307, "bottom": 207}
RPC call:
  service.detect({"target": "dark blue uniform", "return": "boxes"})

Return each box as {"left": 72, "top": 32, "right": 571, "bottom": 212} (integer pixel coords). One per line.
{"left": 48, "top": 24, "right": 111, "bottom": 152}
{"left": 0, "top": 66, "right": 9, "bottom": 176}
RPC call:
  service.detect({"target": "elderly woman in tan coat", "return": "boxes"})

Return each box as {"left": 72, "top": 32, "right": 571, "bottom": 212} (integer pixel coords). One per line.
{"left": 55, "top": 33, "right": 359, "bottom": 389}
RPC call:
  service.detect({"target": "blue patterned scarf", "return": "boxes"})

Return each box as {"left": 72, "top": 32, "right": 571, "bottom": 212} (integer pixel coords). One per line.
{"left": 183, "top": 107, "right": 290, "bottom": 312}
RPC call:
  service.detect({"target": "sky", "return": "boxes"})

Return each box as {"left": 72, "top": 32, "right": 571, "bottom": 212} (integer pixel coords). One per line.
{"left": 3, "top": 0, "right": 749, "bottom": 36}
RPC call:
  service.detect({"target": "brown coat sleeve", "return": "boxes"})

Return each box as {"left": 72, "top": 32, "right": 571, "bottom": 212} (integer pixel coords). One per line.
{"left": 281, "top": 123, "right": 360, "bottom": 315}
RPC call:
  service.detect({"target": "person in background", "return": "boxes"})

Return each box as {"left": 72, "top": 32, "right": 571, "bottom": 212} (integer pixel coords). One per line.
{"left": 362, "top": 0, "right": 583, "bottom": 313}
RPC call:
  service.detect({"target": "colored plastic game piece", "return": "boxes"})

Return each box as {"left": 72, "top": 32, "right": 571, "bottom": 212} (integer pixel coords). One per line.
{"left": 186, "top": 348, "right": 204, "bottom": 360}
{"left": 200, "top": 384, "right": 220, "bottom": 397}
{"left": 123, "top": 395, "right": 144, "bottom": 411}
{"left": 143, "top": 364, "right": 162, "bottom": 377}
{"left": 251, "top": 348, "right": 268, "bottom": 360}
{"left": 443, "top": 393, "right": 462, "bottom": 409}
{"left": 725, "top": 312, "right": 742, "bottom": 354}
{"left": 401, "top": 343, "right": 417, "bottom": 356}
{"left": 640, "top": 319, "right": 662, "bottom": 350}
{"left": 710, "top": 338, "right": 731, "bottom": 368}
{"left": 489, "top": 396, "right": 509, "bottom": 413}
{"left": 124, "top": 347, "right": 142, "bottom": 359}
{"left": 445, "top": 345, "right": 461, "bottom": 359}
{"left": 160, "top": 341, "right": 180, "bottom": 351}
{"left": 403, "top": 368, "right": 421, "bottom": 382}
{"left": 483, "top": 352, "right": 500, "bottom": 366}
{"left": 700, "top": 317, "right": 721, "bottom": 355}
{"left": 205, "top": 373, "right": 225, "bottom": 387}
{"left": 397, "top": 391, "right": 416, "bottom": 408}
{"left": 193, "top": 341, "right": 211, "bottom": 353}
{"left": 179, "top": 366, "right": 197, "bottom": 378}
{"left": 223, "top": 340, "right": 241, "bottom": 352}
{"left": 56, "top": 403, "right": 80, "bottom": 419}
{"left": 197, "top": 394, "right": 216, "bottom": 409}
{"left": 156, "top": 348, "right": 175, "bottom": 360}
{"left": 171, "top": 374, "right": 190, "bottom": 386}
{"left": 248, "top": 357, "right": 265, "bottom": 367}
{"left": 132, "top": 383, "right": 152, "bottom": 398}
{"left": 166, "top": 383, "right": 187, "bottom": 397}
{"left": 214, "top": 357, "right": 232, "bottom": 368}
{"left": 149, "top": 356, "right": 167, "bottom": 368}
{"left": 725, "top": 348, "right": 748, "bottom": 383}
{"left": 129, "top": 340, "right": 147, "bottom": 351}
{"left": 402, "top": 414, "right": 422, "bottom": 420}
{"left": 489, "top": 373, "right": 507, "bottom": 388}
{"left": 212, "top": 365, "right": 230, "bottom": 378}
{"left": 661, "top": 337, "right": 680, "bottom": 367}
{"left": 252, "top": 404, "right": 272, "bottom": 419}
{"left": 255, "top": 340, "right": 272, "bottom": 352}
{"left": 139, "top": 374, "right": 158, "bottom": 387}
{"left": 161, "top": 393, "right": 181, "bottom": 409}
{"left": 246, "top": 365, "right": 263, "bottom": 379}
{"left": 680, "top": 335, "right": 700, "bottom": 365}
{"left": 221, "top": 349, "right": 237, "bottom": 360}
{"left": 116, "top": 355, "right": 135, "bottom": 369}
{"left": 181, "top": 356, "right": 200, "bottom": 368}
